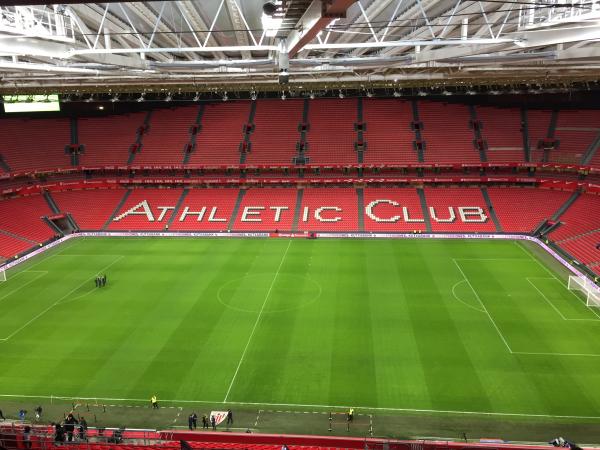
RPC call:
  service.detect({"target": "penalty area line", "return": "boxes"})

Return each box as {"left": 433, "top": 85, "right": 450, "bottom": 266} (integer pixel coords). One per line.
{"left": 1, "top": 393, "right": 600, "bottom": 420}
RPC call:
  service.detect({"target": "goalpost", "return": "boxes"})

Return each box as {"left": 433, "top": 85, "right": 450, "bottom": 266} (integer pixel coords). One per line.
{"left": 568, "top": 275, "right": 600, "bottom": 307}
{"left": 0, "top": 269, "right": 5, "bottom": 282}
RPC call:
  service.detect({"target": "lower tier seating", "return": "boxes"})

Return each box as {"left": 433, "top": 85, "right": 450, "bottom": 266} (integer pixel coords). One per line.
{"left": 169, "top": 188, "right": 239, "bottom": 231}
{"left": 233, "top": 188, "right": 297, "bottom": 231}
{"left": 486, "top": 187, "right": 572, "bottom": 233}
{"left": 0, "top": 233, "right": 35, "bottom": 259}
{"left": 53, "top": 189, "right": 128, "bottom": 230}
{"left": 0, "top": 194, "right": 55, "bottom": 243}
{"left": 363, "top": 187, "right": 426, "bottom": 232}
{"left": 108, "top": 189, "right": 184, "bottom": 230}
{"left": 297, "top": 187, "right": 358, "bottom": 231}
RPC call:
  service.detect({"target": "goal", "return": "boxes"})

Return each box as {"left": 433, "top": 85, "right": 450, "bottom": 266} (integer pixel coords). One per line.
{"left": 0, "top": 269, "right": 5, "bottom": 282}
{"left": 568, "top": 275, "right": 600, "bottom": 307}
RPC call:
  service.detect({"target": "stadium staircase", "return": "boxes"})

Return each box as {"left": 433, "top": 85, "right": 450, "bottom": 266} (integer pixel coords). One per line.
{"left": 356, "top": 187, "right": 365, "bottom": 231}
{"left": 356, "top": 97, "right": 364, "bottom": 164}
{"left": 580, "top": 132, "right": 600, "bottom": 165}
{"left": 292, "top": 189, "right": 304, "bottom": 231}
{"left": 166, "top": 189, "right": 189, "bottom": 228}
{"left": 228, "top": 189, "right": 246, "bottom": 230}
{"left": 477, "top": 106, "right": 525, "bottom": 163}
{"left": 416, "top": 188, "right": 432, "bottom": 232}
{"left": 551, "top": 191, "right": 581, "bottom": 222}
{"left": 103, "top": 190, "right": 131, "bottom": 230}
{"left": 521, "top": 108, "right": 530, "bottom": 162}
{"left": 127, "top": 111, "right": 153, "bottom": 165}
{"left": 410, "top": 100, "right": 425, "bottom": 162}
{"left": 480, "top": 187, "right": 502, "bottom": 231}
{"left": 0, "top": 154, "right": 10, "bottom": 172}
{"left": 183, "top": 104, "right": 205, "bottom": 164}
{"left": 293, "top": 98, "right": 310, "bottom": 165}
{"left": 43, "top": 190, "right": 60, "bottom": 214}
{"left": 0, "top": 229, "right": 37, "bottom": 258}
{"left": 469, "top": 105, "right": 487, "bottom": 162}
{"left": 239, "top": 101, "right": 257, "bottom": 164}
{"left": 68, "top": 117, "right": 80, "bottom": 166}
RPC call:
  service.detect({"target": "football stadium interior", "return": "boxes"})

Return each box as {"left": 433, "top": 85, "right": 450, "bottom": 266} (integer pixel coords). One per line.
{"left": 2, "top": 0, "right": 600, "bottom": 450}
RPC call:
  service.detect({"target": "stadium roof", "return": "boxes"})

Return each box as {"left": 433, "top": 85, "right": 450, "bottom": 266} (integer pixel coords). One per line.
{"left": 1, "top": 0, "right": 600, "bottom": 95}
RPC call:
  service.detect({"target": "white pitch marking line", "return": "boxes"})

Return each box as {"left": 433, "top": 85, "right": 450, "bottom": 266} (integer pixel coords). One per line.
{"left": 0, "top": 271, "right": 48, "bottom": 303}
{"left": 450, "top": 279, "right": 485, "bottom": 313}
{"left": 223, "top": 240, "right": 292, "bottom": 403}
{"left": 526, "top": 277, "right": 600, "bottom": 322}
{"left": 515, "top": 241, "right": 600, "bottom": 320}
{"left": 2, "top": 393, "right": 600, "bottom": 420}
{"left": 452, "top": 258, "right": 513, "bottom": 354}
{"left": 0, "top": 256, "right": 124, "bottom": 342}
{"left": 514, "top": 351, "right": 600, "bottom": 357}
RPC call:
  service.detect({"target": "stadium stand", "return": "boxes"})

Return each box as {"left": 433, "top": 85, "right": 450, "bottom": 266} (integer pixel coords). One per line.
{"left": 363, "top": 187, "right": 427, "bottom": 232}
{"left": 552, "top": 110, "right": 600, "bottom": 164}
{"left": 246, "top": 100, "right": 303, "bottom": 164}
{"left": 477, "top": 106, "right": 525, "bottom": 162}
{"left": 362, "top": 99, "right": 418, "bottom": 164}
{"left": 423, "top": 187, "right": 496, "bottom": 232}
{"left": 169, "top": 188, "right": 239, "bottom": 231}
{"left": 189, "top": 102, "right": 250, "bottom": 164}
{"left": 0, "top": 233, "right": 35, "bottom": 259}
{"left": 134, "top": 107, "right": 199, "bottom": 164}
{"left": 233, "top": 188, "right": 297, "bottom": 231}
{"left": 549, "top": 193, "right": 600, "bottom": 241}
{"left": 53, "top": 189, "right": 128, "bottom": 230}
{"left": 305, "top": 99, "right": 357, "bottom": 164}
{"left": 78, "top": 113, "right": 147, "bottom": 166}
{"left": 527, "top": 110, "right": 553, "bottom": 163}
{"left": 0, "top": 194, "right": 55, "bottom": 243}
{"left": 559, "top": 231, "right": 600, "bottom": 265}
{"left": 297, "top": 187, "right": 359, "bottom": 231}
{"left": 419, "top": 102, "right": 480, "bottom": 163}
{"left": 0, "top": 118, "right": 71, "bottom": 172}
{"left": 108, "top": 189, "right": 184, "bottom": 230}
{"left": 486, "top": 187, "right": 572, "bottom": 233}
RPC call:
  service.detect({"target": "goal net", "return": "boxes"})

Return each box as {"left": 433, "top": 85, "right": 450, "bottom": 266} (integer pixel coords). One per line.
{"left": 568, "top": 275, "right": 600, "bottom": 307}
{"left": 0, "top": 269, "right": 5, "bottom": 282}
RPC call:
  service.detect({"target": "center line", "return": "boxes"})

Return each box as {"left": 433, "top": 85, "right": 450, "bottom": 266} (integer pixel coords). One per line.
{"left": 223, "top": 240, "right": 292, "bottom": 403}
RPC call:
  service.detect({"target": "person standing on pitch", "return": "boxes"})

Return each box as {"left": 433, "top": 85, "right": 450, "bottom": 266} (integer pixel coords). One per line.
{"left": 34, "top": 406, "right": 42, "bottom": 420}
{"left": 79, "top": 416, "right": 88, "bottom": 441}
{"left": 191, "top": 412, "right": 197, "bottom": 429}
{"left": 347, "top": 408, "right": 354, "bottom": 422}
{"left": 202, "top": 414, "right": 208, "bottom": 429}
{"left": 151, "top": 395, "right": 159, "bottom": 409}
{"left": 188, "top": 414, "right": 194, "bottom": 431}
{"left": 226, "top": 409, "right": 233, "bottom": 426}
{"left": 0, "top": 408, "right": 5, "bottom": 420}
{"left": 210, "top": 414, "right": 216, "bottom": 431}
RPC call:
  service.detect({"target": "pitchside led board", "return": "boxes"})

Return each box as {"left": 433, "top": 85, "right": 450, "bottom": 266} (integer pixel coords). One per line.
{"left": 2, "top": 94, "right": 61, "bottom": 113}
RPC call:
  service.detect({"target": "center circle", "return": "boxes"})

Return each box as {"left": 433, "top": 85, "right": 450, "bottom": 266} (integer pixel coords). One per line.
{"left": 217, "top": 273, "right": 322, "bottom": 313}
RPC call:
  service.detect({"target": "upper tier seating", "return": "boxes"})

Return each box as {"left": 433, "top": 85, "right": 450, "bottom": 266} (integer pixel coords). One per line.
{"left": 189, "top": 102, "right": 249, "bottom": 165}
{"left": 477, "top": 106, "right": 525, "bottom": 162}
{"left": 552, "top": 110, "right": 600, "bottom": 164}
{"left": 549, "top": 193, "right": 600, "bottom": 241}
{"left": 246, "top": 100, "right": 303, "bottom": 164}
{"left": 78, "top": 113, "right": 147, "bottom": 166}
{"left": 53, "top": 189, "right": 127, "bottom": 230}
{"left": 423, "top": 187, "right": 496, "bottom": 232}
{"left": 419, "top": 102, "right": 480, "bottom": 163}
{"left": 306, "top": 99, "right": 357, "bottom": 164}
{"left": 297, "top": 187, "right": 358, "bottom": 231}
{"left": 362, "top": 99, "right": 418, "bottom": 164}
{"left": 135, "top": 107, "right": 199, "bottom": 164}
{"left": 486, "top": 187, "right": 571, "bottom": 233}
{"left": 0, "top": 118, "right": 71, "bottom": 172}
{"left": 527, "top": 110, "right": 552, "bottom": 163}
{"left": 233, "top": 188, "right": 297, "bottom": 231}
{"left": 0, "top": 194, "right": 54, "bottom": 242}
{"left": 363, "top": 187, "right": 426, "bottom": 232}
{"left": 108, "top": 189, "right": 184, "bottom": 230}
{"left": 169, "top": 188, "right": 239, "bottom": 231}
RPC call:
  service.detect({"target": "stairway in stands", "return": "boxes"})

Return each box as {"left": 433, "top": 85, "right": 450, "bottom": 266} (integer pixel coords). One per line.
{"left": 410, "top": 100, "right": 425, "bottom": 162}
{"left": 239, "top": 102, "right": 257, "bottom": 164}
{"left": 469, "top": 105, "right": 487, "bottom": 162}
{"left": 183, "top": 105, "right": 205, "bottom": 164}
{"left": 127, "top": 111, "right": 153, "bottom": 165}
{"left": 0, "top": 154, "right": 10, "bottom": 172}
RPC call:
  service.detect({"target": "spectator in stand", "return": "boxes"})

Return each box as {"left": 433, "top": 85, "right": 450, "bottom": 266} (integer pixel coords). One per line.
{"left": 53, "top": 423, "right": 65, "bottom": 443}
{"left": 64, "top": 413, "right": 78, "bottom": 442}
{"left": 79, "top": 416, "right": 88, "bottom": 441}
{"left": 23, "top": 426, "right": 31, "bottom": 449}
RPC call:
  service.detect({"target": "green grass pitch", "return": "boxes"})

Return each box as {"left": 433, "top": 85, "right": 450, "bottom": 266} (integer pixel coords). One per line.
{"left": 1, "top": 237, "right": 600, "bottom": 438}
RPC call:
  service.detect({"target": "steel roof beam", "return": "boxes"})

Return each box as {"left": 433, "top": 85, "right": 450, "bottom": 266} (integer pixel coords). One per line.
{"left": 286, "top": 0, "right": 358, "bottom": 58}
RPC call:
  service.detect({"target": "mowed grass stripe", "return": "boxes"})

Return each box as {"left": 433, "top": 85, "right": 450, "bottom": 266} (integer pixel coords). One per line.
{"left": 1, "top": 237, "right": 600, "bottom": 421}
